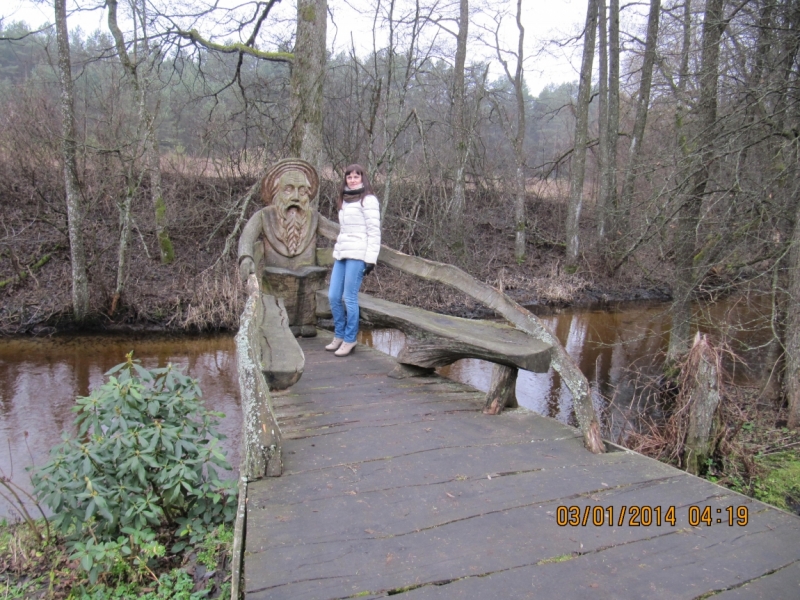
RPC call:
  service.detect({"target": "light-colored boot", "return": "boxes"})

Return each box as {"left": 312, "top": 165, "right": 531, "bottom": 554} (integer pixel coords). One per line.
{"left": 334, "top": 341, "right": 357, "bottom": 357}
{"left": 325, "top": 337, "right": 344, "bottom": 351}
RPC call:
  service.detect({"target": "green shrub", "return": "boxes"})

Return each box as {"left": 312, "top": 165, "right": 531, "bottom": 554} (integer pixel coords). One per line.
{"left": 72, "top": 570, "right": 210, "bottom": 599}
{"left": 30, "top": 353, "right": 236, "bottom": 583}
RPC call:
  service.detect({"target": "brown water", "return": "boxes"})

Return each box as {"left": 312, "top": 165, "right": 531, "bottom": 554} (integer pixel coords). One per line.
{"left": 0, "top": 294, "right": 774, "bottom": 517}
{"left": 0, "top": 334, "right": 240, "bottom": 518}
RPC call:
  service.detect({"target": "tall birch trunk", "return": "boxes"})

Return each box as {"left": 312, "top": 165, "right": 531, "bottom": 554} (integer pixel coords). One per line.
{"left": 511, "top": 0, "right": 526, "bottom": 262}
{"left": 566, "top": 0, "right": 598, "bottom": 268}
{"left": 55, "top": 0, "right": 89, "bottom": 320}
{"left": 603, "top": 0, "right": 620, "bottom": 250}
{"left": 451, "top": 0, "right": 469, "bottom": 224}
{"left": 786, "top": 194, "right": 800, "bottom": 427}
{"left": 107, "top": 0, "right": 173, "bottom": 265}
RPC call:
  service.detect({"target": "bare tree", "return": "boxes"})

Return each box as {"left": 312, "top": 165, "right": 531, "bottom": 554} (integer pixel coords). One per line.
{"left": 54, "top": 0, "right": 89, "bottom": 320}
{"left": 565, "top": 0, "right": 598, "bottom": 269}
{"left": 786, "top": 198, "right": 800, "bottom": 426}
{"left": 450, "top": 0, "right": 469, "bottom": 223}
{"left": 667, "top": 0, "right": 726, "bottom": 362}
{"left": 611, "top": 0, "right": 661, "bottom": 270}
{"left": 484, "top": 0, "right": 527, "bottom": 262}
{"left": 107, "top": 0, "right": 174, "bottom": 265}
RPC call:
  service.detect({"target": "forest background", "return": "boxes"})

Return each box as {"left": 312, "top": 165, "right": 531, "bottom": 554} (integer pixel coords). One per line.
{"left": 0, "top": 0, "right": 799, "bottom": 426}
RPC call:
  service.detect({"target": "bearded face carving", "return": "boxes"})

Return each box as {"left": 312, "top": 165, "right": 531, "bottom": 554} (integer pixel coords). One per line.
{"left": 272, "top": 171, "right": 312, "bottom": 256}
{"left": 258, "top": 160, "right": 320, "bottom": 264}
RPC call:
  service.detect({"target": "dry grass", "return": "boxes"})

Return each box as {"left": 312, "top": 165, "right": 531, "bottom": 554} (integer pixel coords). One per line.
{"left": 489, "top": 266, "right": 591, "bottom": 304}
{"left": 178, "top": 261, "right": 243, "bottom": 331}
{"left": 622, "top": 335, "right": 730, "bottom": 467}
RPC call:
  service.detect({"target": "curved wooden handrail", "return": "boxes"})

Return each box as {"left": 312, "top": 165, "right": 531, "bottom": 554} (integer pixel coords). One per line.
{"left": 235, "top": 273, "right": 284, "bottom": 477}
{"left": 318, "top": 215, "right": 604, "bottom": 454}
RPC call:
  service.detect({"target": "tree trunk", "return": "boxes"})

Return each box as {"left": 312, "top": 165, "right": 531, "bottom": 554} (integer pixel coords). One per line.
{"left": 667, "top": 0, "right": 725, "bottom": 362}
{"left": 111, "top": 178, "right": 134, "bottom": 316}
{"left": 786, "top": 196, "right": 800, "bottom": 427}
{"left": 512, "top": 0, "right": 526, "bottom": 262}
{"left": 55, "top": 0, "right": 89, "bottom": 321}
{"left": 451, "top": 0, "right": 469, "bottom": 224}
{"left": 596, "top": 0, "right": 609, "bottom": 242}
{"left": 683, "top": 333, "right": 721, "bottom": 475}
{"left": 613, "top": 0, "right": 661, "bottom": 267}
{"left": 566, "top": 0, "right": 598, "bottom": 268}
{"left": 483, "top": 365, "right": 519, "bottom": 415}
{"left": 290, "top": 0, "right": 327, "bottom": 179}
{"left": 147, "top": 123, "right": 173, "bottom": 263}
{"left": 601, "top": 0, "right": 620, "bottom": 255}
{"left": 107, "top": 0, "right": 174, "bottom": 265}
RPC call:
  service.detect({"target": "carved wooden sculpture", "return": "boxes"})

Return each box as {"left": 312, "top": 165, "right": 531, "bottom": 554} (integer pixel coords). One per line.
{"left": 238, "top": 159, "right": 327, "bottom": 337}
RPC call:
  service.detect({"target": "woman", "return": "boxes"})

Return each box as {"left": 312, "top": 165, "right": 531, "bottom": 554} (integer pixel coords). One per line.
{"left": 326, "top": 164, "right": 381, "bottom": 357}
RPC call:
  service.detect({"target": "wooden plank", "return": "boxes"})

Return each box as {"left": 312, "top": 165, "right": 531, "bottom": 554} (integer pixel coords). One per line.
{"left": 246, "top": 446, "right": 672, "bottom": 510}
{"left": 396, "top": 518, "right": 800, "bottom": 599}
{"left": 317, "top": 290, "right": 552, "bottom": 372}
{"left": 246, "top": 465, "right": 681, "bottom": 548}
{"left": 711, "top": 560, "right": 800, "bottom": 599}
{"left": 246, "top": 490, "right": 800, "bottom": 600}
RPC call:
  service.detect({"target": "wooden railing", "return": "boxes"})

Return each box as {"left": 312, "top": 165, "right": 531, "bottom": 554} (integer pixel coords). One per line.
{"left": 231, "top": 273, "right": 285, "bottom": 599}
{"left": 317, "top": 215, "right": 605, "bottom": 455}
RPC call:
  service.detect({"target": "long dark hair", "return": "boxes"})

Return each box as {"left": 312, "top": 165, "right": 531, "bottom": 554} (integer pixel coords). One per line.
{"left": 336, "top": 164, "right": 373, "bottom": 210}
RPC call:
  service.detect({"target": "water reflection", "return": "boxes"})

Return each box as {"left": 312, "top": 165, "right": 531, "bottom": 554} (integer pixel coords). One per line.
{"left": 0, "top": 334, "right": 240, "bottom": 518}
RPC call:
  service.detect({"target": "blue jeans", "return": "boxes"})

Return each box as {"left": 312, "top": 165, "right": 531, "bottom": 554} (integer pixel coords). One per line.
{"left": 328, "top": 259, "right": 366, "bottom": 343}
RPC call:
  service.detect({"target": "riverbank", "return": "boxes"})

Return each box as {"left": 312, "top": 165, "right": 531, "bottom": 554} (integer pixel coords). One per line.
{"left": 1, "top": 167, "right": 688, "bottom": 337}
{"left": 0, "top": 246, "right": 673, "bottom": 337}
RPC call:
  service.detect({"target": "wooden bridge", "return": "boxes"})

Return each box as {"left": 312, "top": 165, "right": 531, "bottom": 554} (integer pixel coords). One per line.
{"left": 234, "top": 331, "right": 800, "bottom": 599}
{"left": 229, "top": 162, "right": 800, "bottom": 598}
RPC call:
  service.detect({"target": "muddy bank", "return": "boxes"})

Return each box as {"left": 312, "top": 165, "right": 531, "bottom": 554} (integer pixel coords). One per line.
{"left": 0, "top": 254, "right": 673, "bottom": 336}
{"left": 1, "top": 168, "right": 678, "bottom": 336}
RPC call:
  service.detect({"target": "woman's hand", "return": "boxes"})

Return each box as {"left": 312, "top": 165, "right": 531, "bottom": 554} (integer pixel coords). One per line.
{"left": 364, "top": 263, "right": 375, "bottom": 275}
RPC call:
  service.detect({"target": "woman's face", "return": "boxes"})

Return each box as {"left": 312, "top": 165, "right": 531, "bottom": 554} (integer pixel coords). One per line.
{"left": 346, "top": 171, "right": 363, "bottom": 188}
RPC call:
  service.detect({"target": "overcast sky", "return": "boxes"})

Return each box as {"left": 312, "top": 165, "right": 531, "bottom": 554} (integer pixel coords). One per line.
{"left": 3, "top": 0, "right": 590, "bottom": 95}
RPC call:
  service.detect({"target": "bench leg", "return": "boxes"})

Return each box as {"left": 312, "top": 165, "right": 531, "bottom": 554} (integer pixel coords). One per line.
{"left": 483, "top": 365, "right": 518, "bottom": 415}
{"left": 388, "top": 363, "right": 435, "bottom": 379}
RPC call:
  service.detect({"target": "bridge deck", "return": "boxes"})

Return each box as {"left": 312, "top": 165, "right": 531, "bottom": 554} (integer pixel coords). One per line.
{"left": 244, "top": 333, "right": 800, "bottom": 599}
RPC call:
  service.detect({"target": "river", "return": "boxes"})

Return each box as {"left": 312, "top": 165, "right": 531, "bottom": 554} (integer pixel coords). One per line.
{"left": 0, "top": 294, "right": 774, "bottom": 517}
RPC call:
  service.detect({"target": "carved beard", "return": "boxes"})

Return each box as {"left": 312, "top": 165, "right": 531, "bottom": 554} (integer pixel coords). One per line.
{"left": 282, "top": 206, "right": 307, "bottom": 255}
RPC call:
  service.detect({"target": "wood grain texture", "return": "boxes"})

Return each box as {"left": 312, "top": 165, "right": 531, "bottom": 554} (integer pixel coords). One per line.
{"left": 243, "top": 335, "right": 800, "bottom": 599}
{"left": 257, "top": 293, "right": 304, "bottom": 390}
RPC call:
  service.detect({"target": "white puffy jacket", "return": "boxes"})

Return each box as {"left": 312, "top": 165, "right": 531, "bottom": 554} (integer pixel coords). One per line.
{"left": 332, "top": 194, "right": 381, "bottom": 264}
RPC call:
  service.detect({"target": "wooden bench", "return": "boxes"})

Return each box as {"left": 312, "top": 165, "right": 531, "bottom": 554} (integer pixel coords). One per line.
{"left": 316, "top": 290, "right": 552, "bottom": 413}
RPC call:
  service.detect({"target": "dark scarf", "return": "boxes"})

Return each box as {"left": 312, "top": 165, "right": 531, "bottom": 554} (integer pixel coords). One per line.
{"left": 343, "top": 185, "right": 365, "bottom": 196}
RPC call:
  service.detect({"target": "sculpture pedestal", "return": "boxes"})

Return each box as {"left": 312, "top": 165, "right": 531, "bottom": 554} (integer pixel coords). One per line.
{"left": 263, "top": 265, "right": 328, "bottom": 337}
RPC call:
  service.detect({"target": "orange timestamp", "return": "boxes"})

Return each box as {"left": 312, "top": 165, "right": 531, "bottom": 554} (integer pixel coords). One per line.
{"left": 556, "top": 505, "right": 749, "bottom": 527}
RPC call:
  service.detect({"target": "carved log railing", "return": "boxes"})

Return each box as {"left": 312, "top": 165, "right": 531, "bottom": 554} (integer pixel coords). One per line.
{"left": 231, "top": 274, "right": 285, "bottom": 598}
{"left": 318, "top": 216, "right": 605, "bottom": 454}
{"left": 236, "top": 274, "right": 284, "bottom": 478}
